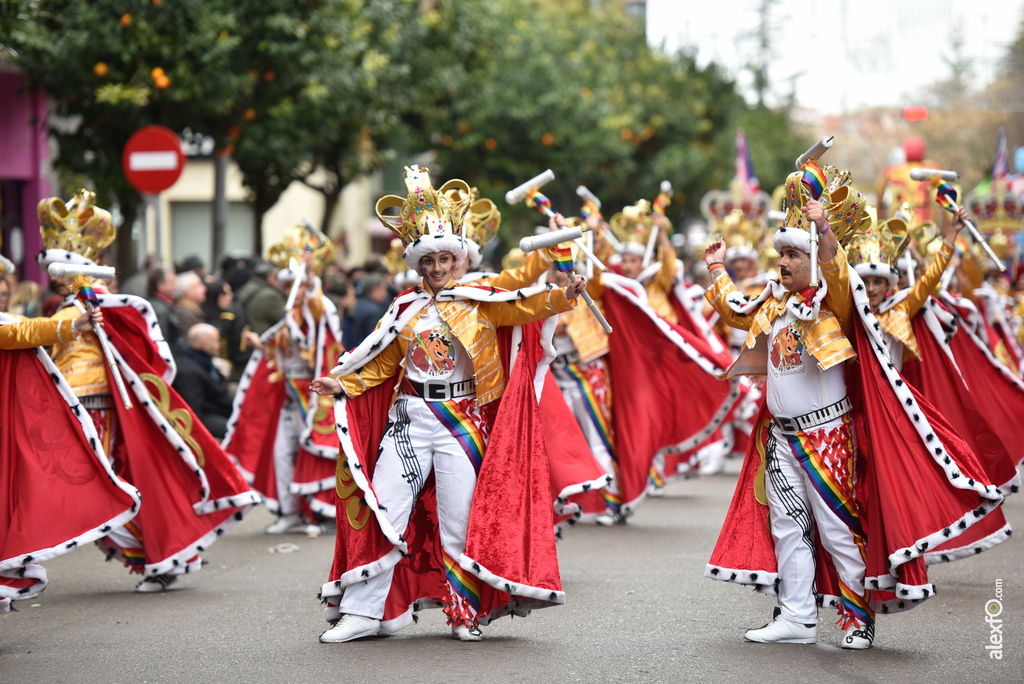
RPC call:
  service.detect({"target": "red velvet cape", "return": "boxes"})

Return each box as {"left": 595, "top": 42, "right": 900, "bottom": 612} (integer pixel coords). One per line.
{"left": 96, "top": 298, "right": 258, "bottom": 575}
{"left": 1, "top": 342, "right": 140, "bottom": 610}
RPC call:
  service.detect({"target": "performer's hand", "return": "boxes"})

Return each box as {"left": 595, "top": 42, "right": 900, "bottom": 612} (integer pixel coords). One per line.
{"left": 302, "top": 249, "right": 316, "bottom": 286}
{"left": 947, "top": 207, "right": 969, "bottom": 243}
{"left": 242, "top": 330, "right": 264, "bottom": 352}
{"left": 73, "top": 309, "right": 101, "bottom": 333}
{"left": 585, "top": 214, "right": 601, "bottom": 231}
{"left": 704, "top": 240, "right": 726, "bottom": 265}
{"left": 548, "top": 213, "right": 568, "bottom": 232}
{"left": 804, "top": 200, "right": 827, "bottom": 227}
{"left": 564, "top": 275, "right": 587, "bottom": 301}
{"left": 310, "top": 376, "right": 342, "bottom": 396}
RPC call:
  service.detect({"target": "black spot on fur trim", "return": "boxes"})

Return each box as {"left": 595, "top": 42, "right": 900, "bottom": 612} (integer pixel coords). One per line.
{"left": 942, "top": 527, "right": 951, "bottom": 537}
{"left": 729, "top": 573, "right": 737, "bottom": 580}
{"left": 958, "top": 520, "right": 967, "bottom": 530}
{"left": 750, "top": 573, "right": 758, "bottom": 581}
{"left": 710, "top": 567, "right": 719, "bottom": 576}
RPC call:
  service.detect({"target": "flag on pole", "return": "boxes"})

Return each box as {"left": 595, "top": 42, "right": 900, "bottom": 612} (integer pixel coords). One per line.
{"left": 550, "top": 244, "right": 575, "bottom": 274}
{"left": 935, "top": 182, "right": 958, "bottom": 213}
{"left": 800, "top": 161, "right": 827, "bottom": 201}
{"left": 993, "top": 127, "right": 1009, "bottom": 184}
{"left": 734, "top": 128, "right": 761, "bottom": 194}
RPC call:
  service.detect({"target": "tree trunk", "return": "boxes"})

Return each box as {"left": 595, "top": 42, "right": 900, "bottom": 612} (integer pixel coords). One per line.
{"left": 114, "top": 203, "right": 138, "bottom": 279}
{"left": 212, "top": 152, "right": 229, "bottom": 270}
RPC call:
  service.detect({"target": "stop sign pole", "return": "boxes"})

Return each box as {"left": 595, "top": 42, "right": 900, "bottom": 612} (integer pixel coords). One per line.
{"left": 122, "top": 126, "right": 185, "bottom": 264}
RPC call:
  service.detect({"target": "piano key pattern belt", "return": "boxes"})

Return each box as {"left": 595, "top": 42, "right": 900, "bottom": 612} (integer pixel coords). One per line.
{"left": 550, "top": 348, "right": 581, "bottom": 370}
{"left": 773, "top": 395, "right": 853, "bottom": 435}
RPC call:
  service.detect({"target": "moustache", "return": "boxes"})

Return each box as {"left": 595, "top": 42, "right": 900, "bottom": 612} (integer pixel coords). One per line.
{"left": 779, "top": 268, "right": 792, "bottom": 276}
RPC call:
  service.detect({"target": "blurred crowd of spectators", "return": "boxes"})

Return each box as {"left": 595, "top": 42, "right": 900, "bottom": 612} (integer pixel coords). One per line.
{"left": 0, "top": 250, "right": 400, "bottom": 440}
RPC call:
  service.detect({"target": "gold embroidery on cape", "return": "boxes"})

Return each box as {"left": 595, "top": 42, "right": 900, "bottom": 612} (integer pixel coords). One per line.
{"left": 139, "top": 372, "right": 205, "bottom": 467}
{"left": 337, "top": 456, "right": 371, "bottom": 530}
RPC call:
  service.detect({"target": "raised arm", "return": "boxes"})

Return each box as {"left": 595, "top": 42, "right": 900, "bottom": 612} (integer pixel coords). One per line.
{"left": 901, "top": 206, "right": 965, "bottom": 318}
{"left": 806, "top": 200, "right": 853, "bottom": 328}
{"left": 703, "top": 240, "right": 754, "bottom": 331}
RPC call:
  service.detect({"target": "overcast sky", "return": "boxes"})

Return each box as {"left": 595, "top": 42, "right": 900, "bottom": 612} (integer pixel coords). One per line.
{"left": 647, "top": 0, "right": 1024, "bottom": 114}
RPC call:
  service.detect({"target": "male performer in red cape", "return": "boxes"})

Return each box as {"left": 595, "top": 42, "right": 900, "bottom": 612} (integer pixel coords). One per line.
{"left": 39, "top": 190, "right": 259, "bottom": 593}
{"left": 223, "top": 226, "right": 343, "bottom": 535}
{"left": 1, "top": 310, "right": 142, "bottom": 612}
{"left": 310, "top": 166, "right": 584, "bottom": 643}
{"left": 853, "top": 205, "right": 1020, "bottom": 562}
{"left": 704, "top": 166, "right": 1003, "bottom": 650}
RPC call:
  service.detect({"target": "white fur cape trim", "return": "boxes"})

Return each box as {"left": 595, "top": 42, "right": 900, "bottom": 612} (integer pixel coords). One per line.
{"left": 37, "top": 248, "right": 95, "bottom": 268}
{"left": 465, "top": 240, "right": 483, "bottom": 269}
{"left": 722, "top": 273, "right": 828, "bottom": 324}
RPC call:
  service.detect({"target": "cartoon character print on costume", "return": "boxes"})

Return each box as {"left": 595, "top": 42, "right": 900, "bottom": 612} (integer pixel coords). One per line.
{"left": 411, "top": 322, "right": 456, "bottom": 378}
{"left": 770, "top": 321, "right": 805, "bottom": 374}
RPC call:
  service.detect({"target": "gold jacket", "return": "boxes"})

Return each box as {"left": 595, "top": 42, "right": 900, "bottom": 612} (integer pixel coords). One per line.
{"left": 705, "top": 245, "right": 857, "bottom": 379}
{"left": 0, "top": 316, "right": 77, "bottom": 350}
{"left": 875, "top": 240, "right": 954, "bottom": 362}
{"left": 644, "top": 245, "right": 678, "bottom": 324}
{"left": 50, "top": 306, "right": 109, "bottom": 397}
{"left": 341, "top": 280, "right": 575, "bottom": 405}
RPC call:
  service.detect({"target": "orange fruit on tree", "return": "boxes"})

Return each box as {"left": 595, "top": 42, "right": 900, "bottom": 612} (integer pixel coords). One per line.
{"left": 93, "top": 62, "right": 109, "bottom": 77}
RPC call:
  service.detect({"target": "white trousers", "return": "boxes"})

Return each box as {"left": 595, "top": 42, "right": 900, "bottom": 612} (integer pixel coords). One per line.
{"left": 273, "top": 397, "right": 304, "bottom": 515}
{"left": 765, "top": 419, "right": 870, "bottom": 625}
{"left": 552, "top": 359, "right": 620, "bottom": 501}
{"left": 340, "top": 395, "right": 480, "bottom": 620}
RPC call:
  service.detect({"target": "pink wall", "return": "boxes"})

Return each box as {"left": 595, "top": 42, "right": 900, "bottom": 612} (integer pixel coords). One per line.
{"left": 0, "top": 72, "right": 50, "bottom": 284}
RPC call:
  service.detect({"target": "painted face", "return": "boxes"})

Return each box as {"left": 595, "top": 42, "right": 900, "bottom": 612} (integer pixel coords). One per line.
{"left": 777, "top": 247, "right": 811, "bottom": 292}
{"left": 862, "top": 275, "right": 890, "bottom": 309}
{"left": 419, "top": 251, "right": 455, "bottom": 291}
{"left": 620, "top": 253, "right": 643, "bottom": 279}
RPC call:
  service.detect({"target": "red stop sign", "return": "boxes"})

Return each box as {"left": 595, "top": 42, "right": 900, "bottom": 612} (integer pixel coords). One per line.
{"left": 122, "top": 125, "right": 185, "bottom": 194}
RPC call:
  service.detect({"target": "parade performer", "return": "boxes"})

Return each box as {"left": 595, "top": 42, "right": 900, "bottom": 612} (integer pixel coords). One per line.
{"left": 222, "top": 225, "right": 344, "bottom": 535}
{"left": 40, "top": 190, "right": 259, "bottom": 592}
{"left": 704, "top": 162, "right": 1004, "bottom": 650}
{"left": 1, "top": 310, "right": 142, "bottom": 613}
{"left": 310, "top": 166, "right": 584, "bottom": 643}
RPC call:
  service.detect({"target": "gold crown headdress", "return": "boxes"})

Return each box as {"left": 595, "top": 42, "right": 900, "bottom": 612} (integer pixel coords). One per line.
{"left": 382, "top": 238, "right": 409, "bottom": 275}
{"left": 780, "top": 167, "right": 871, "bottom": 243}
{"left": 445, "top": 185, "right": 501, "bottom": 269}
{"left": 609, "top": 199, "right": 655, "bottom": 256}
{"left": 701, "top": 177, "right": 772, "bottom": 264}
{"left": 37, "top": 189, "right": 116, "bottom": 267}
{"left": 845, "top": 205, "right": 911, "bottom": 285}
{"left": 375, "top": 166, "right": 472, "bottom": 269}
{"left": 502, "top": 248, "right": 525, "bottom": 271}
{"left": 266, "top": 222, "right": 336, "bottom": 277}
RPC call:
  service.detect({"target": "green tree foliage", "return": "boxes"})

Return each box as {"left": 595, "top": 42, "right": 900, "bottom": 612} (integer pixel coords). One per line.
{"left": 422, "top": 0, "right": 804, "bottom": 236}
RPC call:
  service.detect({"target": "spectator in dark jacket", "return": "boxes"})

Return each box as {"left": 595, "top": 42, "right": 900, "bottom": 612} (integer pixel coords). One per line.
{"left": 202, "top": 279, "right": 251, "bottom": 382}
{"left": 351, "top": 273, "right": 391, "bottom": 345}
{"left": 146, "top": 265, "right": 182, "bottom": 348}
{"left": 172, "top": 323, "right": 234, "bottom": 440}
{"left": 235, "top": 260, "right": 285, "bottom": 335}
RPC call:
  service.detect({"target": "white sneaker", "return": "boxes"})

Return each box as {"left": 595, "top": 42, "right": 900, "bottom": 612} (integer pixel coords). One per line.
{"left": 452, "top": 624, "right": 483, "bottom": 641}
{"left": 595, "top": 510, "right": 624, "bottom": 526}
{"left": 744, "top": 611, "right": 816, "bottom": 644}
{"left": 305, "top": 520, "right": 337, "bottom": 537}
{"left": 264, "top": 513, "right": 306, "bottom": 535}
{"left": 646, "top": 485, "right": 666, "bottom": 498}
{"left": 319, "top": 614, "right": 381, "bottom": 643}
{"left": 841, "top": 622, "right": 874, "bottom": 650}
{"left": 135, "top": 574, "right": 178, "bottom": 593}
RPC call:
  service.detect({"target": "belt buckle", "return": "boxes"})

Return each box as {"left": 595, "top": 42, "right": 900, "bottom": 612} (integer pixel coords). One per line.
{"left": 776, "top": 416, "right": 798, "bottom": 434}
{"left": 423, "top": 379, "right": 451, "bottom": 401}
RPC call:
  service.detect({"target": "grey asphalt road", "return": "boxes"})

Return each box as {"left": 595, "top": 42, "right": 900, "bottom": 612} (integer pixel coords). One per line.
{"left": 2, "top": 461, "right": 1021, "bottom": 684}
